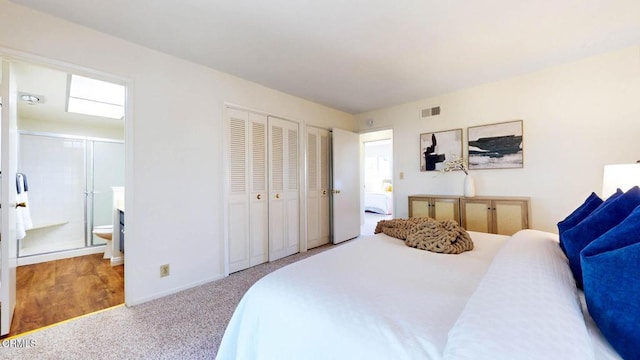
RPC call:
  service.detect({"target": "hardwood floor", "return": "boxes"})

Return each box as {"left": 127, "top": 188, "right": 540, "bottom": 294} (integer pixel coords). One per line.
{"left": 6, "top": 254, "right": 124, "bottom": 337}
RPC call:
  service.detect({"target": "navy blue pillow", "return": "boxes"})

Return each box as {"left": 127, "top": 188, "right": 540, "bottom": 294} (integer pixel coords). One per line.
{"left": 557, "top": 192, "right": 603, "bottom": 253}
{"left": 562, "top": 186, "right": 640, "bottom": 288}
{"left": 581, "top": 205, "right": 640, "bottom": 360}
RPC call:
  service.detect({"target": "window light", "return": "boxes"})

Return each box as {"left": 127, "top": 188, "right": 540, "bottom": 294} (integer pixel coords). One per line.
{"left": 67, "top": 75, "right": 125, "bottom": 119}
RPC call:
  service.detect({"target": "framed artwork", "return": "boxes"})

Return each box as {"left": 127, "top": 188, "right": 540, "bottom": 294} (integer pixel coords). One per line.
{"left": 467, "top": 120, "right": 523, "bottom": 169}
{"left": 419, "top": 129, "right": 462, "bottom": 171}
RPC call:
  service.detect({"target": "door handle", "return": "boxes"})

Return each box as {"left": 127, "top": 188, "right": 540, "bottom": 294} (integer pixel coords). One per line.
{"left": 332, "top": 189, "right": 341, "bottom": 194}
{"left": 322, "top": 190, "right": 327, "bottom": 195}
{"left": 256, "top": 194, "right": 261, "bottom": 200}
{"left": 275, "top": 193, "right": 280, "bottom": 199}
{"left": 0, "top": 202, "right": 27, "bottom": 209}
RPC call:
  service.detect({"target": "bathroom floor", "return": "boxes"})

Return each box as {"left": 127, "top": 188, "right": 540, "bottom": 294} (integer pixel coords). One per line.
{"left": 7, "top": 254, "right": 124, "bottom": 337}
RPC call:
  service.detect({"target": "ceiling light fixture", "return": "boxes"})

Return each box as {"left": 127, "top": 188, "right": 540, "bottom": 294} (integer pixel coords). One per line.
{"left": 19, "top": 93, "right": 42, "bottom": 105}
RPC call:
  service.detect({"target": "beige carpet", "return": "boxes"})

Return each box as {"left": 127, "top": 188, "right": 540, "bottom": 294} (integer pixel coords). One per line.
{"left": 3, "top": 244, "right": 334, "bottom": 359}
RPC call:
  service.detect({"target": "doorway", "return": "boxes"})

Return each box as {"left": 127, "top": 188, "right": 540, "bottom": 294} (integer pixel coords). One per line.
{"left": 360, "top": 129, "right": 393, "bottom": 235}
{"left": 2, "top": 58, "right": 127, "bottom": 337}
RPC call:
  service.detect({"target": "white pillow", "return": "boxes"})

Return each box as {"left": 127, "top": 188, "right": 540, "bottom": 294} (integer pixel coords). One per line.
{"left": 443, "top": 230, "right": 595, "bottom": 360}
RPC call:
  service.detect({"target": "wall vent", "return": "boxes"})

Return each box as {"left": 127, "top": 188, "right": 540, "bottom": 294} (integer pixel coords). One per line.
{"left": 421, "top": 106, "right": 441, "bottom": 118}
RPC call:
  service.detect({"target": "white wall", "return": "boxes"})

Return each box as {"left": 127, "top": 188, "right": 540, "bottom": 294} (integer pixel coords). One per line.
{"left": 355, "top": 46, "right": 640, "bottom": 233}
{"left": 0, "top": 0, "right": 353, "bottom": 305}
{"left": 18, "top": 117, "right": 125, "bottom": 140}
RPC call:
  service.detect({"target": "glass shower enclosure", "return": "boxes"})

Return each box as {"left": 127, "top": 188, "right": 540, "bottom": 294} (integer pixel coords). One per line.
{"left": 17, "top": 132, "right": 124, "bottom": 257}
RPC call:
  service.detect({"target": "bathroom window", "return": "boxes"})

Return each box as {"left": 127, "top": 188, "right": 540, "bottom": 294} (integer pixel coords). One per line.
{"left": 67, "top": 74, "right": 125, "bottom": 119}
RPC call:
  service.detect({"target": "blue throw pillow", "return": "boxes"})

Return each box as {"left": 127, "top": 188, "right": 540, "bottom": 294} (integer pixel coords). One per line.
{"left": 581, "top": 205, "right": 640, "bottom": 360}
{"left": 557, "top": 192, "right": 603, "bottom": 253}
{"left": 562, "top": 186, "right": 640, "bottom": 288}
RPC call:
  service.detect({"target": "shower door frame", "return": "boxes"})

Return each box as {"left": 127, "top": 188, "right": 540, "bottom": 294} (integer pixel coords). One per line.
{"left": 17, "top": 131, "right": 124, "bottom": 258}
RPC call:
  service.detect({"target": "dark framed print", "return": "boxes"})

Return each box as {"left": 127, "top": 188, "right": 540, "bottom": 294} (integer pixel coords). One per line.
{"left": 420, "top": 128, "right": 463, "bottom": 171}
{"left": 468, "top": 120, "right": 523, "bottom": 169}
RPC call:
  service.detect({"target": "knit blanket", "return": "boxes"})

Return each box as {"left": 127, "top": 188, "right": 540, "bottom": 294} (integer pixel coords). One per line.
{"left": 375, "top": 217, "right": 474, "bottom": 254}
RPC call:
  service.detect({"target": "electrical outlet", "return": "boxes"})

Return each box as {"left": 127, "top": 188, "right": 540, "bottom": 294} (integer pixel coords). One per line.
{"left": 160, "top": 264, "right": 170, "bottom": 277}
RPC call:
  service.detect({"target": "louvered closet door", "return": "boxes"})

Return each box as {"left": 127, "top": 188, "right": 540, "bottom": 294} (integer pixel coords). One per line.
{"left": 227, "top": 108, "right": 251, "bottom": 273}
{"left": 226, "top": 109, "right": 268, "bottom": 273}
{"left": 248, "top": 113, "right": 269, "bottom": 266}
{"left": 306, "top": 127, "right": 330, "bottom": 249}
{"left": 268, "top": 117, "right": 300, "bottom": 261}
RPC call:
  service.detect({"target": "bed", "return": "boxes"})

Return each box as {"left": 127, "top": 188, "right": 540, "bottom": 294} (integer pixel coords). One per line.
{"left": 364, "top": 191, "right": 393, "bottom": 214}
{"left": 216, "top": 230, "right": 622, "bottom": 360}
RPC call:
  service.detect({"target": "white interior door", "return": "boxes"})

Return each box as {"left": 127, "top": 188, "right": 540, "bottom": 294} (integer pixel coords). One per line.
{"left": 331, "top": 128, "right": 360, "bottom": 244}
{"left": 1, "top": 59, "right": 18, "bottom": 336}
{"left": 226, "top": 108, "right": 251, "bottom": 273}
{"left": 226, "top": 108, "right": 269, "bottom": 273}
{"left": 306, "top": 127, "right": 330, "bottom": 249}
{"left": 248, "top": 112, "right": 268, "bottom": 267}
{"left": 268, "top": 117, "right": 299, "bottom": 261}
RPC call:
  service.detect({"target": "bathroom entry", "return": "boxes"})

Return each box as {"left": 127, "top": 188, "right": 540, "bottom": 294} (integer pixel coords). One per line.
{"left": 1, "top": 58, "right": 127, "bottom": 336}
{"left": 14, "top": 61, "right": 125, "bottom": 263}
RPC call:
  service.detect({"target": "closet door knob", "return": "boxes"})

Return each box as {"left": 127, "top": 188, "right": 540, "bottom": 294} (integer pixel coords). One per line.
{"left": 256, "top": 194, "right": 261, "bottom": 200}
{"left": 275, "top": 193, "right": 280, "bottom": 199}
{"left": 322, "top": 190, "right": 327, "bottom": 195}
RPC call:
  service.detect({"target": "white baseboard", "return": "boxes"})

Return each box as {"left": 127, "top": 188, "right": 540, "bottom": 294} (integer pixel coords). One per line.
{"left": 125, "top": 274, "right": 225, "bottom": 306}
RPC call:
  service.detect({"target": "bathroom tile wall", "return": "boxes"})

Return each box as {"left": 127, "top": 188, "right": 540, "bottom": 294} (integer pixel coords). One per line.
{"left": 18, "top": 134, "right": 86, "bottom": 255}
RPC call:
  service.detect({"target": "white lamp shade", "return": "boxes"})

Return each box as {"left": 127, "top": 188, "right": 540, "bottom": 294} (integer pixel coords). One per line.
{"left": 602, "top": 164, "right": 640, "bottom": 198}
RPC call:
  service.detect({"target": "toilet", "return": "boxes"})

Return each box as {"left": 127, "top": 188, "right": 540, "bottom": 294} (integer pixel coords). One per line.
{"left": 93, "top": 225, "right": 114, "bottom": 259}
{"left": 93, "top": 187, "right": 124, "bottom": 262}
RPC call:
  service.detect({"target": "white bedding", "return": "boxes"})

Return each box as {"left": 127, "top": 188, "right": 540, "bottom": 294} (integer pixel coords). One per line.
{"left": 216, "top": 230, "right": 621, "bottom": 360}
{"left": 216, "top": 231, "right": 507, "bottom": 360}
{"left": 443, "top": 230, "right": 596, "bottom": 360}
{"left": 364, "top": 192, "right": 392, "bottom": 214}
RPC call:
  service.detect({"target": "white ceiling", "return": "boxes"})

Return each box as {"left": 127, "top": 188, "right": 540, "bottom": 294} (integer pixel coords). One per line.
{"left": 10, "top": 0, "right": 640, "bottom": 114}
{"left": 14, "top": 61, "right": 125, "bottom": 130}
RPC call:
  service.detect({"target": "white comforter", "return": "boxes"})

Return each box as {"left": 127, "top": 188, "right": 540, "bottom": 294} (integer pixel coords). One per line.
{"left": 216, "top": 232, "right": 507, "bottom": 360}
{"left": 216, "top": 230, "right": 621, "bottom": 360}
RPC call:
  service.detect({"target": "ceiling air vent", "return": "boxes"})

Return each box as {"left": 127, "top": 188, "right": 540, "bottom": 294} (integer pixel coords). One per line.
{"left": 421, "top": 106, "right": 441, "bottom": 118}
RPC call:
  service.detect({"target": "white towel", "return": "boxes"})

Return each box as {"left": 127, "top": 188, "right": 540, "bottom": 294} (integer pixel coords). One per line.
{"left": 16, "top": 174, "right": 33, "bottom": 240}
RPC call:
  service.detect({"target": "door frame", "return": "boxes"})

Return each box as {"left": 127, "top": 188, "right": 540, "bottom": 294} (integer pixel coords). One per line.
{"left": 0, "top": 47, "right": 134, "bottom": 306}
{"left": 1, "top": 57, "right": 19, "bottom": 336}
